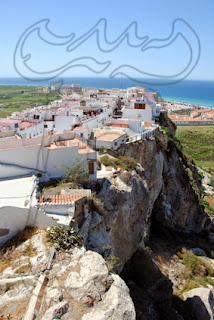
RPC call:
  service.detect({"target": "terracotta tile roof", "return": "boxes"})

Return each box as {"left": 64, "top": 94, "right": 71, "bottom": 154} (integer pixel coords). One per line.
{"left": 74, "top": 127, "right": 91, "bottom": 130}
{"left": 104, "top": 123, "right": 129, "bottom": 128}
{"left": 144, "top": 121, "right": 151, "bottom": 127}
{"left": 21, "top": 121, "right": 37, "bottom": 130}
{"left": 39, "top": 194, "right": 86, "bottom": 204}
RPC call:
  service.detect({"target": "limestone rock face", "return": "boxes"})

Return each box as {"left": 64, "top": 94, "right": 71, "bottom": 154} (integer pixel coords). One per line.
{"left": 53, "top": 249, "right": 135, "bottom": 320}
{"left": 41, "top": 301, "right": 69, "bottom": 320}
{"left": 119, "top": 133, "right": 209, "bottom": 234}
{"left": 83, "top": 143, "right": 164, "bottom": 271}
{"left": 152, "top": 147, "right": 208, "bottom": 233}
{"left": 82, "top": 274, "right": 136, "bottom": 320}
{"left": 82, "top": 131, "right": 209, "bottom": 272}
{"left": 183, "top": 288, "right": 214, "bottom": 320}
{"left": 0, "top": 232, "right": 135, "bottom": 320}
{"left": 65, "top": 250, "right": 110, "bottom": 301}
{"left": 121, "top": 248, "right": 182, "bottom": 320}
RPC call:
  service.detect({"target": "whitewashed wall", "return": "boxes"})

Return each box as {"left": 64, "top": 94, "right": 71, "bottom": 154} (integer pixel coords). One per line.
{"left": 96, "top": 134, "right": 126, "bottom": 151}
{"left": 122, "top": 108, "right": 153, "bottom": 121}
{"left": 0, "top": 206, "right": 56, "bottom": 246}
{"left": 0, "top": 142, "right": 97, "bottom": 179}
{"left": 54, "top": 116, "right": 77, "bottom": 133}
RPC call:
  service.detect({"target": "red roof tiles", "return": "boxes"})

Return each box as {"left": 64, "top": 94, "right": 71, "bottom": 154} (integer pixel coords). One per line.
{"left": 39, "top": 194, "right": 86, "bottom": 204}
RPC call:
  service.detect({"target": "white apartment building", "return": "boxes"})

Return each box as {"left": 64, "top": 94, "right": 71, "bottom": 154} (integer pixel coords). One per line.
{"left": 0, "top": 133, "right": 97, "bottom": 180}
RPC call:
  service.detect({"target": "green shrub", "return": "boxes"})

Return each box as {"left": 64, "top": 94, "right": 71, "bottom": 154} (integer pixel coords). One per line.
{"left": 5, "top": 284, "right": 10, "bottom": 292}
{"left": 182, "top": 251, "right": 201, "bottom": 274}
{"left": 181, "top": 279, "right": 200, "bottom": 293}
{"left": 210, "top": 178, "right": 214, "bottom": 188}
{"left": 100, "top": 155, "right": 136, "bottom": 171}
{"left": 101, "top": 244, "right": 120, "bottom": 272}
{"left": 198, "top": 257, "right": 214, "bottom": 276}
{"left": 60, "top": 157, "right": 89, "bottom": 187}
{"left": 46, "top": 226, "right": 83, "bottom": 252}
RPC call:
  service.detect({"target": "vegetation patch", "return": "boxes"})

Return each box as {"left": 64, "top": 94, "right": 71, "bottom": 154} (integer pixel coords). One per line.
{"left": 59, "top": 158, "right": 89, "bottom": 188}
{"left": 0, "top": 85, "right": 60, "bottom": 118}
{"left": 46, "top": 226, "right": 83, "bottom": 252}
{"left": 99, "top": 155, "right": 136, "bottom": 171}
{"left": 176, "top": 126, "right": 214, "bottom": 170}
{"left": 101, "top": 244, "right": 120, "bottom": 272}
{"left": 0, "top": 227, "right": 38, "bottom": 274}
{"left": 176, "top": 249, "right": 214, "bottom": 294}
{"left": 201, "top": 199, "right": 214, "bottom": 216}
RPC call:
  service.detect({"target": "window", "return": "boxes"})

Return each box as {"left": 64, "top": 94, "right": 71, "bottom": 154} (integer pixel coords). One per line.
{"left": 135, "top": 103, "right": 145, "bottom": 109}
{"left": 44, "top": 125, "right": 48, "bottom": 128}
{"left": 15, "top": 123, "right": 19, "bottom": 128}
{"left": 114, "top": 142, "right": 117, "bottom": 146}
{"left": 80, "top": 133, "right": 83, "bottom": 137}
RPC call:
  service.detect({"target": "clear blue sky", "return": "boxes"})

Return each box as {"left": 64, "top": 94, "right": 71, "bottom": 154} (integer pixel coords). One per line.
{"left": 0, "top": 0, "right": 214, "bottom": 80}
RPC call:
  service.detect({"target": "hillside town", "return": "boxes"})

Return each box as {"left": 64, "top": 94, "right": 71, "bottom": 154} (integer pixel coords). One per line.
{"left": 161, "top": 100, "right": 214, "bottom": 125}
{"left": 0, "top": 85, "right": 161, "bottom": 243}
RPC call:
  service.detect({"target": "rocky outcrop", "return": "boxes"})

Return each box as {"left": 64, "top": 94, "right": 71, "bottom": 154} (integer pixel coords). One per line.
{"left": 0, "top": 231, "right": 135, "bottom": 320}
{"left": 81, "top": 132, "right": 209, "bottom": 272}
{"left": 121, "top": 248, "right": 183, "bottom": 320}
{"left": 183, "top": 287, "right": 214, "bottom": 320}
{"left": 118, "top": 130, "right": 209, "bottom": 234}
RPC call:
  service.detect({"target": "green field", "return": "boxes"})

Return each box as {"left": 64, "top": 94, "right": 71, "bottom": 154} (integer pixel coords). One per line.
{"left": 176, "top": 126, "right": 214, "bottom": 171}
{"left": 0, "top": 85, "right": 60, "bottom": 118}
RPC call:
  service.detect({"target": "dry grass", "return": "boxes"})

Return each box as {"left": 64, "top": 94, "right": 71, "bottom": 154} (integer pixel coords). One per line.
{"left": 70, "top": 264, "right": 81, "bottom": 274}
{"left": 0, "top": 227, "right": 39, "bottom": 275}
{"left": 0, "top": 250, "right": 20, "bottom": 275}
{"left": 205, "top": 197, "right": 214, "bottom": 208}
{"left": 15, "top": 263, "right": 32, "bottom": 274}
{"left": 1, "top": 227, "right": 39, "bottom": 253}
{"left": 198, "top": 257, "right": 214, "bottom": 276}
{"left": 71, "top": 300, "right": 86, "bottom": 320}
{"left": 0, "top": 299, "right": 29, "bottom": 320}
{"left": 22, "top": 242, "right": 37, "bottom": 257}
{"left": 180, "top": 279, "right": 200, "bottom": 294}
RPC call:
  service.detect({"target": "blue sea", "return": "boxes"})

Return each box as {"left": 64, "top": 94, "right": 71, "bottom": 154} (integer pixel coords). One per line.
{"left": 0, "top": 77, "right": 214, "bottom": 109}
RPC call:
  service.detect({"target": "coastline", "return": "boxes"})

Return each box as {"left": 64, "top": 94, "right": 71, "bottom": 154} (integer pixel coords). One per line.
{"left": 160, "top": 98, "right": 214, "bottom": 110}
{"left": 0, "top": 78, "right": 213, "bottom": 110}
{"left": 160, "top": 96, "right": 214, "bottom": 110}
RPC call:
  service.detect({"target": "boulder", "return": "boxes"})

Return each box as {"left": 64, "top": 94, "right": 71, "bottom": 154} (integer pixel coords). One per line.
{"left": 183, "top": 288, "right": 214, "bottom": 320}
{"left": 81, "top": 274, "right": 136, "bottom": 320}
{"left": 65, "top": 250, "right": 110, "bottom": 301}
{"left": 46, "top": 287, "right": 63, "bottom": 306}
{"left": 41, "top": 301, "right": 69, "bottom": 320}
{"left": 191, "top": 248, "right": 207, "bottom": 257}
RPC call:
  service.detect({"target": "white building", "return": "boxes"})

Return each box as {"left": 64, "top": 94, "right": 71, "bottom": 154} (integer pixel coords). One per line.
{"left": 93, "top": 129, "right": 126, "bottom": 150}
{"left": 0, "top": 119, "right": 21, "bottom": 131}
{"left": 0, "top": 175, "right": 56, "bottom": 245}
{"left": 122, "top": 100, "right": 159, "bottom": 122}
{"left": 18, "top": 120, "right": 44, "bottom": 139}
{"left": 0, "top": 133, "right": 97, "bottom": 180}
{"left": 74, "top": 127, "right": 92, "bottom": 139}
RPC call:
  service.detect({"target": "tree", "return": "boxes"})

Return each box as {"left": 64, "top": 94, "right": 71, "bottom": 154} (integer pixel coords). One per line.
{"left": 61, "top": 157, "right": 89, "bottom": 187}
